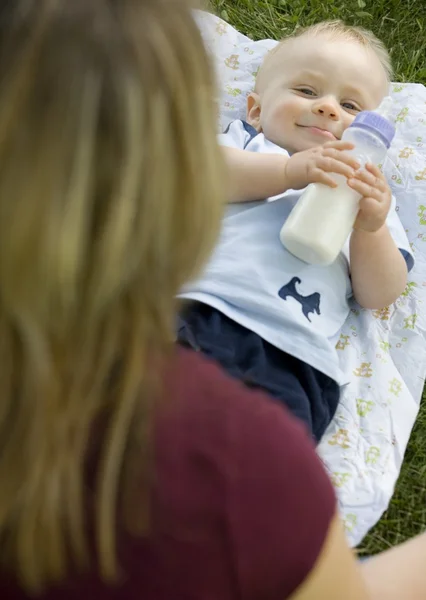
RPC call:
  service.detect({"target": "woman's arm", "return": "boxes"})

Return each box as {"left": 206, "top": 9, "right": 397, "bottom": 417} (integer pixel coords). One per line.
{"left": 292, "top": 509, "right": 426, "bottom": 600}
{"left": 361, "top": 531, "right": 426, "bottom": 599}
{"left": 291, "top": 514, "right": 369, "bottom": 600}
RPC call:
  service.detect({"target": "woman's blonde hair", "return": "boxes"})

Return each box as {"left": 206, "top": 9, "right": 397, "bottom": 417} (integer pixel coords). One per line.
{"left": 0, "top": 0, "right": 223, "bottom": 593}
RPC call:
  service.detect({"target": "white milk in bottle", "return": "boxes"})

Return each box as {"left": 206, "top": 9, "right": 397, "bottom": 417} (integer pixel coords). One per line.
{"left": 280, "top": 99, "right": 396, "bottom": 266}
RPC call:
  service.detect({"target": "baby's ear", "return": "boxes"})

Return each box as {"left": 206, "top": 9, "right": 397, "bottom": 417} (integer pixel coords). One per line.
{"left": 246, "top": 92, "right": 262, "bottom": 130}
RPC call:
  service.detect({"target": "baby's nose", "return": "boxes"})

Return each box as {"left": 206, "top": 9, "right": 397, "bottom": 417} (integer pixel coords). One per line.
{"left": 312, "top": 98, "right": 340, "bottom": 120}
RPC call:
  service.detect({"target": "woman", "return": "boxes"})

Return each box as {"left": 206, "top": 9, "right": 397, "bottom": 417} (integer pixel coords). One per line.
{"left": 0, "top": 0, "right": 424, "bottom": 598}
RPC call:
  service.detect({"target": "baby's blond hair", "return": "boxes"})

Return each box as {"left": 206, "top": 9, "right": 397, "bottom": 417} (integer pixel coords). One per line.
{"left": 256, "top": 20, "right": 392, "bottom": 92}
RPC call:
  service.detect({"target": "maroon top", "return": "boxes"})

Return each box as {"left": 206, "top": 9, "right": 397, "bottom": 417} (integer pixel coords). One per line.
{"left": 1, "top": 347, "right": 336, "bottom": 599}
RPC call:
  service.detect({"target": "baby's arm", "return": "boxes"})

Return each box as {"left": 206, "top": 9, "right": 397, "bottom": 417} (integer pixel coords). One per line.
{"left": 224, "top": 140, "right": 359, "bottom": 203}
{"left": 349, "top": 163, "right": 408, "bottom": 309}
{"left": 223, "top": 146, "right": 288, "bottom": 203}
{"left": 350, "top": 226, "right": 407, "bottom": 309}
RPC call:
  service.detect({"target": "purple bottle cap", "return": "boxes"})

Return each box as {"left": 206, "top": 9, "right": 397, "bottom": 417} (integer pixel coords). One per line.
{"left": 350, "top": 111, "right": 396, "bottom": 148}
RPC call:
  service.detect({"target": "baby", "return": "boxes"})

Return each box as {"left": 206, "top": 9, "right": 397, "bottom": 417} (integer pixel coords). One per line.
{"left": 178, "top": 21, "right": 413, "bottom": 442}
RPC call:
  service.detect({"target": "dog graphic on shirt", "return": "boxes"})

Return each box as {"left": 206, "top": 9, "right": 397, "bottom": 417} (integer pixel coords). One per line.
{"left": 278, "top": 277, "right": 321, "bottom": 323}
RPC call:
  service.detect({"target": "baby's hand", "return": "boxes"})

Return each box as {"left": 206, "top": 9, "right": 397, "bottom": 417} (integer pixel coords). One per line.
{"left": 348, "top": 164, "right": 392, "bottom": 232}
{"left": 284, "top": 140, "right": 360, "bottom": 190}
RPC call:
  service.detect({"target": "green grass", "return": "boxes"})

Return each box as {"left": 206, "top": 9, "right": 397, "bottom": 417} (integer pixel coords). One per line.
{"left": 212, "top": 0, "right": 426, "bottom": 84}
{"left": 210, "top": 0, "right": 426, "bottom": 554}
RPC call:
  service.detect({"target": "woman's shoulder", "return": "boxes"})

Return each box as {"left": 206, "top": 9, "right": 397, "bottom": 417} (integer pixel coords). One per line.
{"left": 159, "top": 346, "right": 332, "bottom": 480}
{"left": 160, "top": 345, "right": 315, "bottom": 450}
{"left": 156, "top": 346, "right": 337, "bottom": 599}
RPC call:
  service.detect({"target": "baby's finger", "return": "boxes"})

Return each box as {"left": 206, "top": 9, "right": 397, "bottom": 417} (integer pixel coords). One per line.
{"left": 322, "top": 148, "right": 360, "bottom": 171}
{"left": 352, "top": 168, "right": 386, "bottom": 190}
{"left": 365, "top": 162, "right": 385, "bottom": 179}
{"left": 311, "top": 168, "right": 338, "bottom": 188}
{"left": 323, "top": 140, "right": 355, "bottom": 152}
{"left": 358, "top": 196, "right": 386, "bottom": 217}
{"left": 347, "top": 176, "right": 383, "bottom": 200}
{"left": 316, "top": 156, "right": 357, "bottom": 179}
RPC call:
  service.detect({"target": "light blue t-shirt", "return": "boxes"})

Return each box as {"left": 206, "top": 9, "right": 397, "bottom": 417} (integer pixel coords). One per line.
{"left": 180, "top": 120, "right": 414, "bottom": 385}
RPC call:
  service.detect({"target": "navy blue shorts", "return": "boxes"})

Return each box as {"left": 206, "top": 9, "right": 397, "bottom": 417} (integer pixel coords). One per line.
{"left": 177, "top": 303, "right": 340, "bottom": 443}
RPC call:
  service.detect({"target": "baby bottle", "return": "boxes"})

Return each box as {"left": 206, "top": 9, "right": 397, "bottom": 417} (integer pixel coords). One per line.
{"left": 280, "top": 98, "right": 396, "bottom": 266}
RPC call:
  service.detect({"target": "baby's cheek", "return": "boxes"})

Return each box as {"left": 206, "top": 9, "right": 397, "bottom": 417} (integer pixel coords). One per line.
{"left": 262, "top": 104, "right": 289, "bottom": 136}
{"left": 343, "top": 115, "right": 356, "bottom": 132}
{"left": 262, "top": 118, "right": 282, "bottom": 145}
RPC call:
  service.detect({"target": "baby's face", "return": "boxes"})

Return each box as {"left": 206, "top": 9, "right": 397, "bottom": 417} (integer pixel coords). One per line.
{"left": 247, "top": 35, "right": 389, "bottom": 154}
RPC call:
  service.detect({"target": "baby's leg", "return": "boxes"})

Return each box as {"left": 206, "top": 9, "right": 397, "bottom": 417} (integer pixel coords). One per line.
{"left": 252, "top": 344, "right": 340, "bottom": 443}
{"left": 177, "top": 302, "right": 339, "bottom": 443}
{"left": 177, "top": 302, "right": 247, "bottom": 382}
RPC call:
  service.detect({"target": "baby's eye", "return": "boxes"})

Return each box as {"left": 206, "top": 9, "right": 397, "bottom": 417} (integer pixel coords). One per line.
{"left": 297, "top": 88, "right": 316, "bottom": 96}
{"left": 342, "top": 101, "right": 360, "bottom": 111}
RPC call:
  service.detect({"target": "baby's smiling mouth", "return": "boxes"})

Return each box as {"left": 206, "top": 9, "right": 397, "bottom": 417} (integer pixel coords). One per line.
{"left": 297, "top": 124, "right": 338, "bottom": 140}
